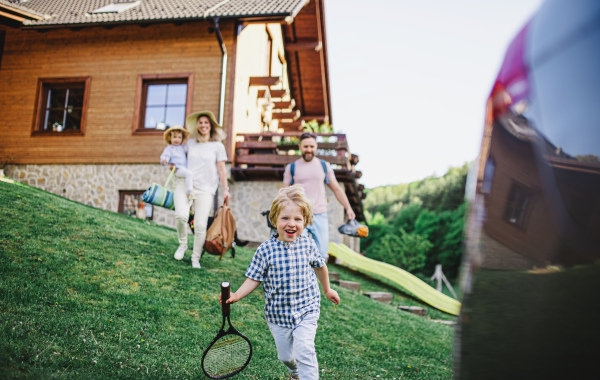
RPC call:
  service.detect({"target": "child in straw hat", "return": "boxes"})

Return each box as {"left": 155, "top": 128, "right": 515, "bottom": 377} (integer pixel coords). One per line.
{"left": 160, "top": 125, "right": 196, "bottom": 201}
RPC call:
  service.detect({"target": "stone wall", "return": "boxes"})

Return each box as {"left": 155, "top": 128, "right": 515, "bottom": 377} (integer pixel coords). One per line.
{"left": 5, "top": 163, "right": 177, "bottom": 227}
{"left": 479, "top": 231, "right": 538, "bottom": 270}
{"left": 5, "top": 164, "right": 360, "bottom": 251}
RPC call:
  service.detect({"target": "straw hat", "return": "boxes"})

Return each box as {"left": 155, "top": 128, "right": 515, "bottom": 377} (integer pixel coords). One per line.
{"left": 163, "top": 125, "right": 190, "bottom": 144}
{"left": 185, "top": 111, "right": 227, "bottom": 142}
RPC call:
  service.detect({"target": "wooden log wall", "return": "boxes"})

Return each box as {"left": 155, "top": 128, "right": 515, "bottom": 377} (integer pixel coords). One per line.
{"left": 0, "top": 21, "right": 236, "bottom": 164}
{"left": 482, "top": 123, "right": 559, "bottom": 265}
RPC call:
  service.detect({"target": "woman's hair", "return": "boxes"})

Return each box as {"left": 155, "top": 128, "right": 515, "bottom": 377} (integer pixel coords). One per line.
{"left": 269, "top": 185, "right": 314, "bottom": 227}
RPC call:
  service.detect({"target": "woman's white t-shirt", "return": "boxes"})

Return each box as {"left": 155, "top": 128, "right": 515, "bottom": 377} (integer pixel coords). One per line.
{"left": 185, "top": 139, "right": 228, "bottom": 194}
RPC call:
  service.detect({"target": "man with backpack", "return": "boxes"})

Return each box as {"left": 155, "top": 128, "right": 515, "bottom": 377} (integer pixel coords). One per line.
{"left": 283, "top": 132, "right": 356, "bottom": 260}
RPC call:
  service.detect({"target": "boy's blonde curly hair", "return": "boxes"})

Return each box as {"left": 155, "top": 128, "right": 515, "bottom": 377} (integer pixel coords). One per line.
{"left": 269, "top": 185, "right": 314, "bottom": 227}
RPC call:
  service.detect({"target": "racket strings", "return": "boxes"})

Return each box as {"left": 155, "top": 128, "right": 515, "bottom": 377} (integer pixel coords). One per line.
{"left": 203, "top": 334, "right": 251, "bottom": 377}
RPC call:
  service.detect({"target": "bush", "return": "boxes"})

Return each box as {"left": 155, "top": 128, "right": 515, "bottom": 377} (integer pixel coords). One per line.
{"left": 365, "top": 229, "right": 432, "bottom": 274}
{"left": 361, "top": 165, "right": 468, "bottom": 279}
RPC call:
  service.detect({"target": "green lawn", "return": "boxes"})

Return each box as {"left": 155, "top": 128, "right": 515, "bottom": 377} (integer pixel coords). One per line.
{"left": 327, "top": 264, "right": 458, "bottom": 322}
{"left": 0, "top": 181, "right": 453, "bottom": 379}
{"left": 459, "top": 266, "right": 600, "bottom": 379}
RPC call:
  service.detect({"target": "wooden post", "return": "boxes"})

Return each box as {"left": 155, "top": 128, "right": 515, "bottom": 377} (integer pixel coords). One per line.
{"left": 430, "top": 264, "right": 458, "bottom": 299}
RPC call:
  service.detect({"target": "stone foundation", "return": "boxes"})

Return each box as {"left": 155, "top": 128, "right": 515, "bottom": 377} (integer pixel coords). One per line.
{"left": 5, "top": 164, "right": 360, "bottom": 250}
{"left": 5, "top": 163, "right": 177, "bottom": 227}
{"left": 479, "top": 231, "right": 539, "bottom": 270}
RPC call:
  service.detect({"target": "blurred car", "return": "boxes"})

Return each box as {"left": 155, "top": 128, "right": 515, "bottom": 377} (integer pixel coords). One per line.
{"left": 455, "top": 0, "right": 600, "bottom": 378}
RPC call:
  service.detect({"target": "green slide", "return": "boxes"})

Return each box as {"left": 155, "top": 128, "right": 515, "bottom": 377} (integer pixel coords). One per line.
{"left": 329, "top": 243, "right": 461, "bottom": 316}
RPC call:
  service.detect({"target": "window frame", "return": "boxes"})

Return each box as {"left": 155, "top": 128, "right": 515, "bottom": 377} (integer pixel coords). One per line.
{"left": 132, "top": 73, "right": 194, "bottom": 135}
{"left": 481, "top": 157, "right": 496, "bottom": 194}
{"left": 504, "top": 182, "right": 533, "bottom": 228}
{"left": 31, "top": 77, "right": 91, "bottom": 136}
{"left": 118, "top": 190, "right": 154, "bottom": 220}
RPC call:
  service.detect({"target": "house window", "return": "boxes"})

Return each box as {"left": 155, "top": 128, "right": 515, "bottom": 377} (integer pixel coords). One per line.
{"left": 481, "top": 158, "right": 496, "bottom": 193}
{"left": 504, "top": 183, "right": 532, "bottom": 227}
{"left": 132, "top": 74, "right": 194, "bottom": 134}
{"left": 118, "top": 191, "right": 153, "bottom": 220}
{"left": 32, "top": 77, "right": 91, "bottom": 135}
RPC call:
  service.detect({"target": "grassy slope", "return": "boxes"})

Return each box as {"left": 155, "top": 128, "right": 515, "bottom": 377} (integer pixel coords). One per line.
{"left": 327, "top": 265, "right": 458, "bottom": 322}
{"left": 0, "top": 181, "right": 453, "bottom": 379}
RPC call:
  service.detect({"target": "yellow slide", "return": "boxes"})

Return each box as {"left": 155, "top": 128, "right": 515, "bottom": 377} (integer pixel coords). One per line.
{"left": 329, "top": 243, "right": 461, "bottom": 316}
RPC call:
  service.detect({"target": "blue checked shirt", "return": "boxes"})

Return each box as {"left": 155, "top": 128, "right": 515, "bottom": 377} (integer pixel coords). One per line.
{"left": 245, "top": 235, "right": 326, "bottom": 328}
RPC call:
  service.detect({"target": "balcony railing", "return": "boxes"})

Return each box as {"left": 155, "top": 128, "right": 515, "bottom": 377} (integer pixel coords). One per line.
{"left": 232, "top": 132, "right": 365, "bottom": 219}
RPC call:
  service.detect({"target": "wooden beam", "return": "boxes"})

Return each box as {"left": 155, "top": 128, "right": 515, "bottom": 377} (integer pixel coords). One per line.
{"left": 279, "top": 141, "right": 350, "bottom": 150}
{"left": 273, "top": 99, "right": 295, "bottom": 109}
{"left": 348, "top": 195, "right": 360, "bottom": 204}
{"left": 0, "top": 4, "right": 45, "bottom": 21}
{"left": 333, "top": 169, "right": 356, "bottom": 182}
{"left": 300, "top": 115, "right": 328, "bottom": 123}
{"left": 236, "top": 132, "right": 347, "bottom": 139}
{"left": 232, "top": 167, "right": 356, "bottom": 180}
{"left": 0, "top": 10, "right": 25, "bottom": 22}
{"left": 272, "top": 110, "right": 301, "bottom": 121}
{"left": 235, "top": 141, "right": 278, "bottom": 149}
{"left": 278, "top": 49, "right": 287, "bottom": 65}
{"left": 235, "top": 154, "right": 347, "bottom": 166}
{"left": 249, "top": 76, "right": 281, "bottom": 86}
{"left": 257, "top": 89, "right": 287, "bottom": 98}
{"left": 278, "top": 121, "right": 304, "bottom": 131}
{"left": 286, "top": 39, "right": 322, "bottom": 52}
{"left": 345, "top": 184, "right": 357, "bottom": 195}
{"left": 231, "top": 167, "right": 285, "bottom": 181}
{"left": 235, "top": 139, "right": 347, "bottom": 151}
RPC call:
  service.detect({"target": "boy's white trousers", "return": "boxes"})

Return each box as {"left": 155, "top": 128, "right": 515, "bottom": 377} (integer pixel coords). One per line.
{"left": 267, "top": 313, "right": 320, "bottom": 380}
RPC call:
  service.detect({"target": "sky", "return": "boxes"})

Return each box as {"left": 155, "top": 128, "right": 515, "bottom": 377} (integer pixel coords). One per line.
{"left": 323, "top": 0, "right": 544, "bottom": 188}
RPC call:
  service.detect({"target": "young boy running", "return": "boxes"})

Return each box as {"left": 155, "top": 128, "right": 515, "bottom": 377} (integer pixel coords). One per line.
{"left": 223, "top": 185, "right": 340, "bottom": 380}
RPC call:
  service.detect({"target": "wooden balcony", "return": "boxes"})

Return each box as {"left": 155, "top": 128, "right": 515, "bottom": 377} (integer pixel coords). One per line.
{"left": 233, "top": 132, "right": 365, "bottom": 220}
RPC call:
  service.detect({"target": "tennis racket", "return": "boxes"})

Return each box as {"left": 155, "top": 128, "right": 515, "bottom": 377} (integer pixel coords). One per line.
{"left": 201, "top": 282, "right": 253, "bottom": 379}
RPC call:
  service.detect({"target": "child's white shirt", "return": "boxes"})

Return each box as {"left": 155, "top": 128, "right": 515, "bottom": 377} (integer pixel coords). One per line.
{"left": 160, "top": 145, "right": 187, "bottom": 168}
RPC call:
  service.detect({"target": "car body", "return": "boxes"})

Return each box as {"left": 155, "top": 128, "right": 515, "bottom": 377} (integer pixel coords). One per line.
{"left": 455, "top": 0, "right": 600, "bottom": 378}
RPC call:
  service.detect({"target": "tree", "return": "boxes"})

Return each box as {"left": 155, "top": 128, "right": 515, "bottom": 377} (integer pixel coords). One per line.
{"left": 365, "top": 229, "right": 432, "bottom": 274}
{"left": 360, "top": 165, "right": 469, "bottom": 279}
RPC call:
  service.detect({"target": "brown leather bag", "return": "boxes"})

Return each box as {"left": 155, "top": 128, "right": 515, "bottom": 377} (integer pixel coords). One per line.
{"left": 203, "top": 199, "right": 236, "bottom": 259}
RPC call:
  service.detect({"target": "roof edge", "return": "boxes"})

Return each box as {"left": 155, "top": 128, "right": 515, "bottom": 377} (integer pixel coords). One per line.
{"left": 288, "top": 0, "right": 310, "bottom": 22}
{"left": 21, "top": 12, "right": 301, "bottom": 30}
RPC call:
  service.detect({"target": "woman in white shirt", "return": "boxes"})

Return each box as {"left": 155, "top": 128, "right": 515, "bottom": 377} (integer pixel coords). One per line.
{"left": 171, "top": 111, "right": 230, "bottom": 269}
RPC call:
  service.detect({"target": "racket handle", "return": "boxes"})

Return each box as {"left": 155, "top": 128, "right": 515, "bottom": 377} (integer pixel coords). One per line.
{"left": 221, "top": 281, "right": 231, "bottom": 317}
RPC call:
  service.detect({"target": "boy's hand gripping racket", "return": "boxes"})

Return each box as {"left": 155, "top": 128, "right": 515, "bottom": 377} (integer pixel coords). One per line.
{"left": 201, "top": 282, "right": 253, "bottom": 379}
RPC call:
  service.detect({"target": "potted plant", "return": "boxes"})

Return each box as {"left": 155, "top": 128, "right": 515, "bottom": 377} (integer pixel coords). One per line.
{"left": 302, "top": 120, "right": 334, "bottom": 142}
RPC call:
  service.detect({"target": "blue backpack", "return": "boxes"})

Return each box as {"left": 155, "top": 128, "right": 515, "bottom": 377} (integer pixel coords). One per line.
{"left": 289, "top": 159, "right": 330, "bottom": 185}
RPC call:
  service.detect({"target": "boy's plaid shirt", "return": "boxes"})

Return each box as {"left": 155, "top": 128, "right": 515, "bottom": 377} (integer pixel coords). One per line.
{"left": 245, "top": 235, "right": 326, "bottom": 328}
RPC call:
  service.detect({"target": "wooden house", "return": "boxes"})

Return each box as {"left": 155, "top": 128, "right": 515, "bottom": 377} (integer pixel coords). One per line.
{"left": 0, "top": 0, "right": 364, "bottom": 249}
{"left": 469, "top": 111, "right": 600, "bottom": 270}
